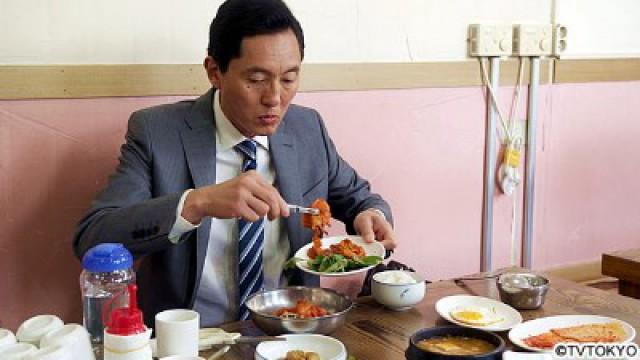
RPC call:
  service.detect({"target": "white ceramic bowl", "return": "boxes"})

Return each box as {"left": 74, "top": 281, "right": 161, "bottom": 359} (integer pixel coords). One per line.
{"left": 371, "top": 270, "right": 426, "bottom": 310}
{"left": 16, "top": 314, "right": 64, "bottom": 346}
{"left": 0, "top": 328, "right": 17, "bottom": 348}
{"left": 24, "top": 344, "right": 73, "bottom": 360}
{"left": 255, "top": 334, "right": 346, "bottom": 360}
{"left": 0, "top": 343, "right": 38, "bottom": 359}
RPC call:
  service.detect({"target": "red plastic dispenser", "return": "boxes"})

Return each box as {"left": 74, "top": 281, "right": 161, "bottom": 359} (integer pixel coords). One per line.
{"left": 105, "top": 284, "right": 145, "bottom": 335}
{"left": 103, "top": 284, "right": 152, "bottom": 360}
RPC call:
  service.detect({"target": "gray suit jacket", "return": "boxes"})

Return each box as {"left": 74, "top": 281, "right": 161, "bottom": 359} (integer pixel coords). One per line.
{"left": 73, "top": 89, "right": 392, "bottom": 326}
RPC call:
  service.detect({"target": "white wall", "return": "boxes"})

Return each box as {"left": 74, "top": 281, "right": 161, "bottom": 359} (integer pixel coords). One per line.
{"left": 555, "top": 0, "right": 640, "bottom": 58}
{"left": 0, "top": 0, "right": 638, "bottom": 64}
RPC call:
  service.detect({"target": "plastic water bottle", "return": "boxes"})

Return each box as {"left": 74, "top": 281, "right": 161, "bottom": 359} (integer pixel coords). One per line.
{"left": 80, "top": 243, "right": 135, "bottom": 346}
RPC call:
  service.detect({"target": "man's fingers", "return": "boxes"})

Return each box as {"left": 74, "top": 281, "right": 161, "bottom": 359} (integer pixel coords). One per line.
{"left": 240, "top": 172, "right": 287, "bottom": 221}
{"left": 357, "top": 215, "right": 376, "bottom": 243}
{"left": 373, "top": 216, "right": 396, "bottom": 249}
{"left": 236, "top": 201, "right": 261, "bottom": 222}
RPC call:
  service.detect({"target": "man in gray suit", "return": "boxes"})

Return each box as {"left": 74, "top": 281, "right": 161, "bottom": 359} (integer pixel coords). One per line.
{"left": 74, "top": 0, "right": 396, "bottom": 327}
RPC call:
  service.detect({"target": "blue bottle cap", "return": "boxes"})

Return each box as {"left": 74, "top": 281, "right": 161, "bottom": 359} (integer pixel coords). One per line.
{"left": 82, "top": 243, "right": 133, "bottom": 272}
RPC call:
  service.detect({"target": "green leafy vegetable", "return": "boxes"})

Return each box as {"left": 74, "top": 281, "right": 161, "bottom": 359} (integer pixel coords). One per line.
{"left": 284, "top": 256, "right": 302, "bottom": 271}
{"left": 305, "top": 254, "right": 382, "bottom": 273}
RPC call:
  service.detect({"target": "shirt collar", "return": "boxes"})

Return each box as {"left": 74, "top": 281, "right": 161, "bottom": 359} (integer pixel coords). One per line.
{"left": 213, "top": 91, "right": 269, "bottom": 152}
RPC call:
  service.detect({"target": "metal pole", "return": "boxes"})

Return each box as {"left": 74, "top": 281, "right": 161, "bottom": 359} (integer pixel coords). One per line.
{"left": 522, "top": 57, "right": 540, "bottom": 268}
{"left": 481, "top": 57, "right": 500, "bottom": 272}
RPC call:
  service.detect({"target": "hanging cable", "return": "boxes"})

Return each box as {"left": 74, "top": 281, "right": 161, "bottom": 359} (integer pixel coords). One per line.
{"left": 479, "top": 57, "right": 526, "bottom": 196}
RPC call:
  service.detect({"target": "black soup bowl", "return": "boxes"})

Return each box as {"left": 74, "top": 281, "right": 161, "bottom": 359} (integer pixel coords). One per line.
{"left": 406, "top": 326, "right": 505, "bottom": 360}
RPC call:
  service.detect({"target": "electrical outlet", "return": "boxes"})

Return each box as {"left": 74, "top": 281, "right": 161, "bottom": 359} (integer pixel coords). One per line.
{"left": 552, "top": 24, "right": 568, "bottom": 57}
{"left": 513, "top": 24, "right": 553, "bottom": 56}
{"left": 468, "top": 24, "right": 513, "bottom": 57}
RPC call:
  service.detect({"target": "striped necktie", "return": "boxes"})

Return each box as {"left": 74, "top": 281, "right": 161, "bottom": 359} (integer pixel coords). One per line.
{"left": 235, "top": 139, "right": 265, "bottom": 320}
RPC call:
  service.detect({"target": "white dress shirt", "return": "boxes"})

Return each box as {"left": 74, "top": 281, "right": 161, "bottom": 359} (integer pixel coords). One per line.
{"left": 168, "top": 91, "right": 290, "bottom": 326}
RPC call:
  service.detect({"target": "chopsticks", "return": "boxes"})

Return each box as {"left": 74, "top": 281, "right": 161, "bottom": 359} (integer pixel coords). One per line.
{"left": 287, "top": 204, "right": 320, "bottom": 215}
{"left": 233, "top": 336, "right": 286, "bottom": 344}
{"left": 199, "top": 328, "right": 285, "bottom": 347}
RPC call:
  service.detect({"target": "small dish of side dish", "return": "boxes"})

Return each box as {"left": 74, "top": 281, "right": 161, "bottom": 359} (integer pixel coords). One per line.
{"left": 508, "top": 315, "right": 635, "bottom": 352}
{"left": 435, "top": 295, "right": 523, "bottom": 332}
{"left": 255, "top": 334, "right": 347, "bottom": 360}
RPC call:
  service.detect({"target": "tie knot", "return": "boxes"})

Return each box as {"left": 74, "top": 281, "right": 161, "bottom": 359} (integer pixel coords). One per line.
{"left": 235, "top": 139, "right": 257, "bottom": 161}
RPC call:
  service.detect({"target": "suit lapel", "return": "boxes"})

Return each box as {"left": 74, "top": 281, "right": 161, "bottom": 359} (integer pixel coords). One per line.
{"left": 181, "top": 89, "right": 217, "bottom": 188}
{"left": 180, "top": 88, "right": 216, "bottom": 292}
{"left": 270, "top": 116, "right": 304, "bottom": 255}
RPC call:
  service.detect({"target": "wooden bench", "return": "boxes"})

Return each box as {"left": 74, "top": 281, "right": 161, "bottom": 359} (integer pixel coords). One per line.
{"left": 602, "top": 248, "right": 640, "bottom": 299}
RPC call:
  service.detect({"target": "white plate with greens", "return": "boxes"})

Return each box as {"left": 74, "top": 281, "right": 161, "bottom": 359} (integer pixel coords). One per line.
{"left": 291, "top": 235, "right": 384, "bottom": 277}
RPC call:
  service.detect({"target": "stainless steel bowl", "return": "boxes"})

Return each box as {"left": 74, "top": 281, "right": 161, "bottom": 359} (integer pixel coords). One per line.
{"left": 497, "top": 272, "right": 549, "bottom": 310}
{"left": 245, "top": 287, "right": 353, "bottom": 336}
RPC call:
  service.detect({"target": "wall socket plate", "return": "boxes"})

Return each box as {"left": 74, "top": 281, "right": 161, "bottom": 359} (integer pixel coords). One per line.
{"left": 513, "top": 24, "right": 553, "bottom": 56}
{"left": 552, "top": 24, "right": 568, "bottom": 57}
{"left": 468, "top": 24, "right": 513, "bottom": 57}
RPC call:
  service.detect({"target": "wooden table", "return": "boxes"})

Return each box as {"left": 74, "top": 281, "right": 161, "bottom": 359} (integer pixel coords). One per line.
{"left": 202, "top": 270, "right": 640, "bottom": 359}
{"left": 603, "top": 248, "right": 640, "bottom": 299}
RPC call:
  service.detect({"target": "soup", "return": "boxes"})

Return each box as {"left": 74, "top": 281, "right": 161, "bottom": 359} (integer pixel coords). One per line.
{"left": 417, "top": 335, "right": 496, "bottom": 356}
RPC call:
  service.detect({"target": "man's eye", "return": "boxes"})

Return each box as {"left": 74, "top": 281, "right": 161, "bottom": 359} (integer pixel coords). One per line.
{"left": 249, "top": 78, "right": 265, "bottom": 83}
{"left": 282, "top": 75, "right": 298, "bottom": 84}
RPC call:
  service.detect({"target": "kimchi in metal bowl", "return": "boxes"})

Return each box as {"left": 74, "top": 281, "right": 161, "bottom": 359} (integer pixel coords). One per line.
{"left": 245, "top": 287, "right": 353, "bottom": 336}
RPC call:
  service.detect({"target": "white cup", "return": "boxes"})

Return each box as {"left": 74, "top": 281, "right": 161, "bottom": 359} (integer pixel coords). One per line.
{"left": 24, "top": 344, "right": 73, "bottom": 360}
{"left": 16, "top": 314, "right": 64, "bottom": 346}
{"left": 160, "top": 356, "right": 205, "bottom": 360}
{"left": 40, "top": 324, "right": 95, "bottom": 360}
{"left": 0, "top": 342, "right": 38, "bottom": 359}
{"left": 155, "top": 309, "right": 199, "bottom": 357}
{"left": 0, "top": 328, "right": 17, "bottom": 349}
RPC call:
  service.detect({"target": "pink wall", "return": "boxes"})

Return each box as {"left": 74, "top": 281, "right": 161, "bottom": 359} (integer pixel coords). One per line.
{"left": 533, "top": 82, "right": 640, "bottom": 268}
{"left": 1, "top": 82, "right": 639, "bottom": 329}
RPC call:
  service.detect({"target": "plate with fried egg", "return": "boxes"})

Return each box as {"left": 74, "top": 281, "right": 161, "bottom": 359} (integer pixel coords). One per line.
{"left": 436, "top": 295, "right": 522, "bottom": 332}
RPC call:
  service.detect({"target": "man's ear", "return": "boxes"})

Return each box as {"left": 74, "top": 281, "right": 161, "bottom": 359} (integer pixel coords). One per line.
{"left": 203, "top": 56, "right": 221, "bottom": 88}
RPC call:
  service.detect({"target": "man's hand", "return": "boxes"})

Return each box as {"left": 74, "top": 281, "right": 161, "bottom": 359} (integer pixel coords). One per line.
{"left": 181, "top": 171, "right": 289, "bottom": 224}
{"left": 353, "top": 209, "right": 396, "bottom": 250}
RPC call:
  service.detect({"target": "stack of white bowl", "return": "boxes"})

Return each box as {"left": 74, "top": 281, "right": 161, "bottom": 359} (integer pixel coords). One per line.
{"left": 0, "top": 315, "right": 94, "bottom": 360}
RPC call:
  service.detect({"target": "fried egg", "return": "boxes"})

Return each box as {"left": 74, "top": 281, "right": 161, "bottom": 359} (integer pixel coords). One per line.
{"left": 450, "top": 305, "right": 504, "bottom": 326}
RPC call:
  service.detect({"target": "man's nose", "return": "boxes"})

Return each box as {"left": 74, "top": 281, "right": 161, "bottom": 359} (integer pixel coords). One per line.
{"left": 261, "top": 81, "right": 281, "bottom": 107}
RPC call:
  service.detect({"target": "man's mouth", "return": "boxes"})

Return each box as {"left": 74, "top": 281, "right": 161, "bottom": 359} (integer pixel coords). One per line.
{"left": 258, "top": 115, "right": 279, "bottom": 124}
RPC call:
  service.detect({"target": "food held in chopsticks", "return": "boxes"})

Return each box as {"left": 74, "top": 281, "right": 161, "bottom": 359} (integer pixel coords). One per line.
{"left": 522, "top": 322, "right": 626, "bottom": 349}
{"left": 284, "top": 199, "right": 382, "bottom": 273}
{"left": 303, "top": 198, "right": 332, "bottom": 260}
{"left": 273, "top": 299, "right": 329, "bottom": 319}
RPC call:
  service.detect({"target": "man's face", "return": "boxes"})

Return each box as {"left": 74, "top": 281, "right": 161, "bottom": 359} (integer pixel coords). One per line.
{"left": 205, "top": 29, "right": 301, "bottom": 138}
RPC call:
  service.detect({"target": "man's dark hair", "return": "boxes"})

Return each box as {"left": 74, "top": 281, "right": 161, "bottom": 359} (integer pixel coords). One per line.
{"left": 208, "top": 0, "right": 305, "bottom": 73}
